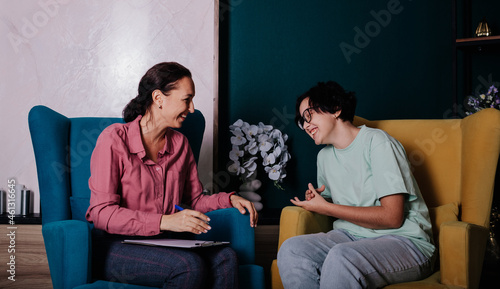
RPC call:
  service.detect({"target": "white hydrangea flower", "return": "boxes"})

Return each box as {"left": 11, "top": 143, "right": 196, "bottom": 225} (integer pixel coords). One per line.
{"left": 258, "top": 134, "right": 272, "bottom": 152}
{"left": 258, "top": 122, "right": 273, "bottom": 132}
{"left": 261, "top": 152, "right": 276, "bottom": 166}
{"left": 229, "top": 146, "right": 244, "bottom": 161}
{"left": 228, "top": 119, "right": 291, "bottom": 189}
{"left": 230, "top": 128, "right": 247, "bottom": 146}
{"left": 228, "top": 161, "right": 245, "bottom": 175}
{"left": 243, "top": 125, "right": 259, "bottom": 140}
{"left": 273, "top": 146, "right": 282, "bottom": 158}
{"left": 229, "top": 119, "right": 244, "bottom": 130}
{"left": 245, "top": 140, "right": 258, "bottom": 155}
{"left": 265, "top": 164, "right": 282, "bottom": 181}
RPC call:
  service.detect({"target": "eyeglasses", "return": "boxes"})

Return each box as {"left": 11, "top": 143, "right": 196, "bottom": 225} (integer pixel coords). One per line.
{"left": 297, "top": 107, "right": 318, "bottom": 130}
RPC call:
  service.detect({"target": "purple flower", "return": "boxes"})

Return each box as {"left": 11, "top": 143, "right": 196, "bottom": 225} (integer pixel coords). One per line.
{"left": 488, "top": 85, "right": 498, "bottom": 95}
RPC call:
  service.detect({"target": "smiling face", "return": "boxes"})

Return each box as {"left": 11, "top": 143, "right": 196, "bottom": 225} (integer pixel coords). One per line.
{"left": 156, "top": 76, "right": 195, "bottom": 128}
{"left": 298, "top": 97, "right": 339, "bottom": 145}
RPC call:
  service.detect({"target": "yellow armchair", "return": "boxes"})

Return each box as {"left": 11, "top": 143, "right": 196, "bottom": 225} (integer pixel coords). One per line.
{"left": 271, "top": 108, "right": 500, "bottom": 289}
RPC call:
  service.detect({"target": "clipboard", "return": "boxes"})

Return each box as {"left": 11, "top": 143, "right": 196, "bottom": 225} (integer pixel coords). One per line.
{"left": 122, "top": 238, "right": 230, "bottom": 248}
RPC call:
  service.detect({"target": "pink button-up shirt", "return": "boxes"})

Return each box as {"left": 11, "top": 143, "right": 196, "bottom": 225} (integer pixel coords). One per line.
{"left": 86, "top": 115, "right": 233, "bottom": 236}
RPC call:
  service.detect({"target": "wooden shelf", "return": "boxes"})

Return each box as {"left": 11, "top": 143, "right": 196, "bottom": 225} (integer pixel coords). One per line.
{"left": 0, "top": 213, "right": 42, "bottom": 225}
{"left": 456, "top": 35, "right": 500, "bottom": 47}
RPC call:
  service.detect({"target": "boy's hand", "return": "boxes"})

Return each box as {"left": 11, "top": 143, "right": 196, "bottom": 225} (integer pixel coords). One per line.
{"left": 305, "top": 184, "right": 325, "bottom": 201}
{"left": 292, "top": 183, "right": 328, "bottom": 213}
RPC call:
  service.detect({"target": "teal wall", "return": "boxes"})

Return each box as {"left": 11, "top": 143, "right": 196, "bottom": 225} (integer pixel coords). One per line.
{"left": 219, "top": 0, "right": 455, "bottom": 208}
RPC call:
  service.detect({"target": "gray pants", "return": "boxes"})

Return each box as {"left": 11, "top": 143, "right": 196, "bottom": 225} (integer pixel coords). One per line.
{"left": 277, "top": 229, "right": 434, "bottom": 289}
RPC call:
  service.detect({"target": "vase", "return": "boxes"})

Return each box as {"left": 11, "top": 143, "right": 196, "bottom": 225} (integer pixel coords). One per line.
{"left": 238, "top": 179, "right": 263, "bottom": 211}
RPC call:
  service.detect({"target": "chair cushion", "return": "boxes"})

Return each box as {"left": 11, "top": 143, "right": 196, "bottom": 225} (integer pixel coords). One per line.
{"left": 70, "top": 196, "right": 91, "bottom": 222}
{"left": 70, "top": 117, "right": 123, "bottom": 200}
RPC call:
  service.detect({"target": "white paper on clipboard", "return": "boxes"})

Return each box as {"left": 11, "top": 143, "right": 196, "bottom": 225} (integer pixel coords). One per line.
{"left": 122, "top": 239, "right": 230, "bottom": 248}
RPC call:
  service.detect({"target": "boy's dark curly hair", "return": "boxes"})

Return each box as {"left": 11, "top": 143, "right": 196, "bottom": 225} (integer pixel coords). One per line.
{"left": 295, "top": 81, "right": 357, "bottom": 128}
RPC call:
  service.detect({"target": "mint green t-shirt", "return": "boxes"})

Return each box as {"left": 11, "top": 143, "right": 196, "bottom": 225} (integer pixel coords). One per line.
{"left": 317, "top": 125, "right": 435, "bottom": 258}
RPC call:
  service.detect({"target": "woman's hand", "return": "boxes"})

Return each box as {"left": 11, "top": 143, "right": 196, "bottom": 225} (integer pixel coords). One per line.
{"left": 291, "top": 183, "right": 329, "bottom": 214}
{"left": 160, "top": 209, "right": 211, "bottom": 234}
{"left": 230, "top": 194, "right": 258, "bottom": 228}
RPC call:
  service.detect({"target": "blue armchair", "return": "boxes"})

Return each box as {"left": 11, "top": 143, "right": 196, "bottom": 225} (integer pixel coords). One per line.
{"left": 28, "top": 105, "right": 265, "bottom": 289}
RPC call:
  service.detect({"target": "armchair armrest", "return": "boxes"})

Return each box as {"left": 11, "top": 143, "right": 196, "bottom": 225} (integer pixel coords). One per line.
{"left": 196, "top": 208, "right": 256, "bottom": 265}
{"left": 43, "top": 220, "right": 92, "bottom": 289}
{"left": 277, "top": 206, "right": 334, "bottom": 250}
{"left": 439, "top": 221, "right": 489, "bottom": 289}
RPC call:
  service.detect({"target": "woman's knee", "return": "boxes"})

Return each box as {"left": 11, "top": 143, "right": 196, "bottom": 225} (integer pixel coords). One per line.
{"left": 210, "top": 246, "right": 238, "bottom": 270}
{"left": 206, "top": 247, "right": 239, "bottom": 288}
{"left": 166, "top": 251, "right": 207, "bottom": 288}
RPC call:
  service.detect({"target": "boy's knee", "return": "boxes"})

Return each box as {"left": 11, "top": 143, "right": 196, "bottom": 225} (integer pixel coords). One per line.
{"left": 325, "top": 245, "right": 359, "bottom": 269}
{"left": 278, "top": 237, "right": 301, "bottom": 259}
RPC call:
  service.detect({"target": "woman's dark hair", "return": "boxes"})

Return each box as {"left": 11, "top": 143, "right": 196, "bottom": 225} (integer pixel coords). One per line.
{"left": 123, "top": 62, "right": 192, "bottom": 122}
{"left": 295, "top": 81, "right": 357, "bottom": 127}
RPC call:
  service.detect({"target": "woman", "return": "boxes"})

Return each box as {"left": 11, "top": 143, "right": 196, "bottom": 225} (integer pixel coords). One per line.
{"left": 277, "top": 81, "right": 435, "bottom": 289}
{"left": 86, "top": 62, "right": 257, "bottom": 289}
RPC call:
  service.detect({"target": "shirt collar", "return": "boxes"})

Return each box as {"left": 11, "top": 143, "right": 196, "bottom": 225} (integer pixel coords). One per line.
{"left": 127, "top": 115, "right": 172, "bottom": 161}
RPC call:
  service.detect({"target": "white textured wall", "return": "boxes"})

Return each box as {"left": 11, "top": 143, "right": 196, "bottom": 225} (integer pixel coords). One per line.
{"left": 0, "top": 0, "right": 217, "bottom": 213}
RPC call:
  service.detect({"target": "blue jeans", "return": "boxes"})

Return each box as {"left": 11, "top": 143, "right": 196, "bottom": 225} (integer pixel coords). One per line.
{"left": 277, "top": 230, "right": 434, "bottom": 289}
{"left": 92, "top": 231, "right": 238, "bottom": 289}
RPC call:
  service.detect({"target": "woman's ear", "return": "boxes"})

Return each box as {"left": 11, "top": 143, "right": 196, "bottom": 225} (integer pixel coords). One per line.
{"left": 152, "top": 89, "right": 164, "bottom": 108}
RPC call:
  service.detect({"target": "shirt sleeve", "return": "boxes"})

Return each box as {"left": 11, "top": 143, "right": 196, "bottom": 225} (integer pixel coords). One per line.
{"left": 85, "top": 129, "right": 162, "bottom": 236}
{"left": 317, "top": 150, "right": 332, "bottom": 199}
{"left": 181, "top": 139, "right": 233, "bottom": 212}
{"left": 369, "top": 136, "right": 417, "bottom": 201}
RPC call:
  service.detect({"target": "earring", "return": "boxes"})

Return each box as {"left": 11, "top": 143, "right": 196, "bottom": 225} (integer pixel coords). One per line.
{"left": 158, "top": 104, "right": 162, "bottom": 109}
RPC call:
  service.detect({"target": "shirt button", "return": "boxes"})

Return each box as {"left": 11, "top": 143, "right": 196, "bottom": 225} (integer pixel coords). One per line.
{"left": 156, "top": 167, "right": 160, "bottom": 171}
